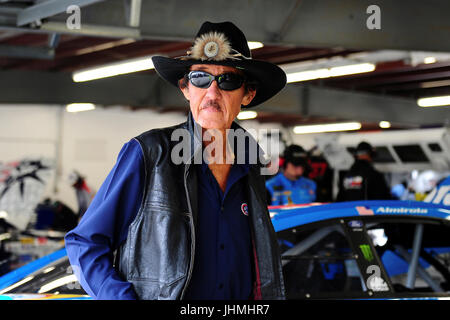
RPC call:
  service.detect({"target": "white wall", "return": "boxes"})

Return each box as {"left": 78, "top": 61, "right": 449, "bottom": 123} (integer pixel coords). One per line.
{"left": 1, "top": 104, "right": 330, "bottom": 212}
{"left": 0, "top": 104, "right": 187, "bottom": 212}
{"left": 0, "top": 105, "right": 59, "bottom": 161}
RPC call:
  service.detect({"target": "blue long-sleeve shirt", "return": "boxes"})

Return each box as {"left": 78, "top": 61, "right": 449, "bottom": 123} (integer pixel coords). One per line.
{"left": 65, "top": 140, "right": 143, "bottom": 299}
{"left": 65, "top": 138, "right": 253, "bottom": 300}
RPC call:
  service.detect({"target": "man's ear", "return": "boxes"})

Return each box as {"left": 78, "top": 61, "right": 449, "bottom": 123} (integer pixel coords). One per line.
{"left": 242, "top": 88, "right": 256, "bottom": 107}
{"left": 179, "top": 79, "right": 190, "bottom": 101}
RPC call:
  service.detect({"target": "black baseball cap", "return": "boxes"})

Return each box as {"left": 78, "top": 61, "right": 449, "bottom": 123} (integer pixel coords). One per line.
{"left": 283, "top": 144, "right": 308, "bottom": 167}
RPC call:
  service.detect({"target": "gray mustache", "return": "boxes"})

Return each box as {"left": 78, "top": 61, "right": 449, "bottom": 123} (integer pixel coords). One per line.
{"left": 202, "top": 100, "right": 221, "bottom": 110}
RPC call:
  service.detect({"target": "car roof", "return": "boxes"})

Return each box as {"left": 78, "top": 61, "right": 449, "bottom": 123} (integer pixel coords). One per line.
{"left": 270, "top": 200, "right": 450, "bottom": 232}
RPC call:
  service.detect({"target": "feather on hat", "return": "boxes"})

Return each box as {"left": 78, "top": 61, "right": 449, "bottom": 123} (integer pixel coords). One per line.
{"left": 151, "top": 21, "right": 286, "bottom": 108}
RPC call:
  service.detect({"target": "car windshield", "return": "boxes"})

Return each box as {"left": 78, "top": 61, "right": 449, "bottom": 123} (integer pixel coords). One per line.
{"left": 366, "top": 220, "right": 450, "bottom": 294}
{"left": 278, "top": 223, "right": 364, "bottom": 298}
{"left": 277, "top": 216, "right": 450, "bottom": 299}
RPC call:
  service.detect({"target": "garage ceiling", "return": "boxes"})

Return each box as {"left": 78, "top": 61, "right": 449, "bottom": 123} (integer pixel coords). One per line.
{"left": 0, "top": 0, "right": 449, "bottom": 129}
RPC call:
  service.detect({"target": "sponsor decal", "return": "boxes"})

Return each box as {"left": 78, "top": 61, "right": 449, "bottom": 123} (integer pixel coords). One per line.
{"left": 376, "top": 207, "right": 428, "bottom": 215}
{"left": 356, "top": 206, "right": 374, "bottom": 216}
{"left": 241, "top": 203, "right": 249, "bottom": 216}
{"left": 348, "top": 220, "right": 364, "bottom": 229}
{"left": 359, "top": 244, "right": 374, "bottom": 262}
{"left": 343, "top": 176, "right": 363, "bottom": 190}
{"left": 366, "top": 265, "right": 389, "bottom": 292}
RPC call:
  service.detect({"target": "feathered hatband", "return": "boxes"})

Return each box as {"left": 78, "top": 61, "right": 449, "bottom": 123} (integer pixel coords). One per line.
{"left": 180, "top": 31, "right": 250, "bottom": 61}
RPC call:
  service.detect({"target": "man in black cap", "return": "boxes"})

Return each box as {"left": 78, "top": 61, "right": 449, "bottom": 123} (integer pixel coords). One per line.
{"left": 336, "top": 141, "right": 391, "bottom": 201}
{"left": 65, "top": 21, "right": 286, "bottom": 300}
{"left": 266, "top": 144, "right": 317, "bottom": 205}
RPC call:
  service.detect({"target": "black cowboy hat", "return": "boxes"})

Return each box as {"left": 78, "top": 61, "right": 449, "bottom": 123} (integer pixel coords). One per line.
{"left": 151, "top": 21, "right": 287, "bottom": 108}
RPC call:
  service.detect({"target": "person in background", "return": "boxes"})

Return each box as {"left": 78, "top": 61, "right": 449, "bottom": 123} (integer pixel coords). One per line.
{"left": 390, "top": 181, "right": 415, "bottom": 201}
{"left": 336, "top": 141, "right": 391, "bottom": 201}
{"left": 69, "top": 170, "right": 94, "bottom": 220}
{"left": 306, "top": 147, "right": 334, "bottom": 202}
{"left": 266, "top": 144, "right": 317, "bottom": 205}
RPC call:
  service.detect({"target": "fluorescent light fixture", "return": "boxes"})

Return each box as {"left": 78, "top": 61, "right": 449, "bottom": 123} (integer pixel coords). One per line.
{"left": 0, "top": 276, "right": 34, "bottom": 294}
{"left": 417, "top": 95, "right": 450, "bottom": 107}
{"left": 379, "top": 121, "right": 391, "bottom": 129}
{"left": 423, "top": 56, "right": 437, "bottom": 64}
{"left": 237, "top": 110, "right": 258, "bottom": 120}
{"left": 328, "top": 63, "right": 375, "bottom": 77}
{"left": 38, "top": 274, "right": 78, "bottom": 294}
{"left": 66, "top": 103, "right": 96, "bottom": 113}
{"left": 248, "top": 41, "right": 264, "bottom": 50}
{"left": 293, "top": 122, "right": 362, "bottom": 134}
{"left": 72, "top": 56, "right": 155, "bottom": 82}
{"left": 287, "top": 69, "right": 330, "bottom": 83}
{"left": 286, "top": 63, "right": 375, "bottom": 83}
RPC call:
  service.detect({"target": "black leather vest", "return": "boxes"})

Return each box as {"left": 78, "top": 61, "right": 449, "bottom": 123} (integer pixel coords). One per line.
{"left": 116, "top": 114, "right": 286, "bottom": 300}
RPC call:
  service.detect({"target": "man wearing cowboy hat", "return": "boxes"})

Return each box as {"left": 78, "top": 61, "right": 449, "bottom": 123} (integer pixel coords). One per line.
{"left": 65, "top": 21, "right": 286, "bottom": 300}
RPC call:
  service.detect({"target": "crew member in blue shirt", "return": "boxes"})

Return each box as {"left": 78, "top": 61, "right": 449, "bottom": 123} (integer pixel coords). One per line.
{"left": 266, "top": 145, "right": 317, "bottom": 205}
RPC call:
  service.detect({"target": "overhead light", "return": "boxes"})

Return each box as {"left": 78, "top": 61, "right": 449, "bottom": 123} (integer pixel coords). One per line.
{"left": 293, "top": 122, "right": 362, "bottom": 134}
{"left": 379, "top": 121, "right": 391, "bottom": 129}
{"left": 328, "top": 63, "right": 375, "bottom": 77}
{"left": 287, "top": 69, "right": 330, "bottom": 83}
{"left": 237, "top": 110, "right": 258, "bottom": 120}
{"left": 66, "top": 103, "right": 96, "bottom": 113}
{"left": 423, "top": 56, "right": 437, "bottom": 64}
{"left": 286, "top": 63, "right": 375, "bottom": 83}
{"left": 248, "top": 41, "right": 264, "bottom": 50}
{"left": 72, "top": 56, "right": 155, "bottom": 82}
{"left": 417, "top": 95, "right": 450, "bottom": 107}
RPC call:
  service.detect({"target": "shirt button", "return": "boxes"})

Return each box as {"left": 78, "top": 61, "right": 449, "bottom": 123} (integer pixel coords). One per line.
{"left": 220, "top": 244, "right": 225, "bottom": 250}
{"left": 218, "top": 283, "right": 224, "bottom": 289}
{"left": 221, "top": 206, "right": 225, "bottom": 212}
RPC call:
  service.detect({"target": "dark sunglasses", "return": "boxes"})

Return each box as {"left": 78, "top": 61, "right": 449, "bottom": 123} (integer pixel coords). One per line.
{"left": 187, "top": 70, "right": 245, "bottom": 91}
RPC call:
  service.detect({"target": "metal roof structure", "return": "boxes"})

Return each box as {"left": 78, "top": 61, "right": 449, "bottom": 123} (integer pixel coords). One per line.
{"left": 0, "top": 0, "right": 448, "bottom": 129}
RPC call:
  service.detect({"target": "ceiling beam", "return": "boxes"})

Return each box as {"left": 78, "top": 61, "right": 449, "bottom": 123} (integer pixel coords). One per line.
{"left": 124, "top": 0, "right": 142, "bottom": 28}
{"left": 17, "top": 0, "right": 448, "bottom": 52}
{"left": 16, "top": 0, "right": 106, "bottom": 27}
{"left": 0, "top": 44, "right": 54, "bottom": 59}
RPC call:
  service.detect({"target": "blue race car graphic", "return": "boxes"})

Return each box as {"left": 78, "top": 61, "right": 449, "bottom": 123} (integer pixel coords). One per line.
{"left": 1, "top": 200, "right": 449, "bottom": 300}
{"left": 270, "top": 200, "right": 450, "bottom": 299}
